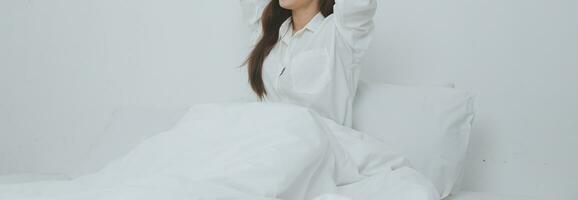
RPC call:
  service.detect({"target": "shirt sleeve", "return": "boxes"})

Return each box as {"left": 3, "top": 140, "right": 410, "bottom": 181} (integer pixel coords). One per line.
{"left": 239, "top": 0, "right": 271, "bottom": 45}
{"left": 333, "top": 0, "right": 377, "bottom": 62}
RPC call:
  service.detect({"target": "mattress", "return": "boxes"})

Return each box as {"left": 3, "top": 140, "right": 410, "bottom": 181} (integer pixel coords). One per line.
{"left": 2, "top": 174, "right": 542, "bottom": 200}
{"left": 446, "top": 191, "right": 538, "bottom": 200}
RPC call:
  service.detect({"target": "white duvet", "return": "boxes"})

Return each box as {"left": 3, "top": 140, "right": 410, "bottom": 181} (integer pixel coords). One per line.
{"left": 0, "top": 103, "right": 439, "bottom": 200}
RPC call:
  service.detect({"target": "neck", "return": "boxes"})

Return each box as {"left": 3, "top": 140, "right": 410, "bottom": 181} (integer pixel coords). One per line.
{"left": 291, "top": 3, "right": 319, "bottom": 33}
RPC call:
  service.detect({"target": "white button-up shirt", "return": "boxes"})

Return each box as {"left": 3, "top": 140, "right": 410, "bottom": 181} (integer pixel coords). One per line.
{"left": 240, "top": 0, "right": 377, "bottom": 127}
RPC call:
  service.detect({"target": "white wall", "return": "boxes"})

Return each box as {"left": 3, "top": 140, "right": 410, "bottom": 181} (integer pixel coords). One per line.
{"left": 361, "top": 1, "right": 578, "bottom": 199}
{"left": 1, "top": 0, "right": 576, "bottom": 199}
{"left": 0, "top": 0, "right": 253, "bottom": 174}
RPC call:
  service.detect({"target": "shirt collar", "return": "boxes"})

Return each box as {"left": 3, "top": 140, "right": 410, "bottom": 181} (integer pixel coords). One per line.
{"left": 303, "top": 12, "right": 324, "bottom": 33}
{"left": 280, "top": 12, "right": 325, "bottom": 44}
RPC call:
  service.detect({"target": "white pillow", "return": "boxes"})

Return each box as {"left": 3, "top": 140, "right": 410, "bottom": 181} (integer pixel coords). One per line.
{"left": 352, "top": 81, "right": 476, "bottom": 199}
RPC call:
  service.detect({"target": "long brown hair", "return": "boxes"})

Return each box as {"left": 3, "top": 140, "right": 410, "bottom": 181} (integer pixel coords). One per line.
{"left": 245, "top": 0, "right": 335, "bottom": 100}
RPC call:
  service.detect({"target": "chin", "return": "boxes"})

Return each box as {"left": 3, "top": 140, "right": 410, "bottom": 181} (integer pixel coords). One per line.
{"left": 279, "top": 0, "right": 296, "bottom": 10}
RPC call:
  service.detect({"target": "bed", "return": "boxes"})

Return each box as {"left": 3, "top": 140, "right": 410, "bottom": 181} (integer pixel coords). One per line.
{"left": 0, "top": 81, "right": 538, "bottom": 200}
{"left": 0, "top": 174, "right": 539, "bottom": 200}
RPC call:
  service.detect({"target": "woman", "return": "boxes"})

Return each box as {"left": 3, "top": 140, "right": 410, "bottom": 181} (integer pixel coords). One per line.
{"left": 0, "top": 1, "right": 439, "bottom": 199}
{"left": 231, "top": 0, "right": 439, "bottom": 199}
{"left": 241, "top": 0, "right": 376, "bottom": 127}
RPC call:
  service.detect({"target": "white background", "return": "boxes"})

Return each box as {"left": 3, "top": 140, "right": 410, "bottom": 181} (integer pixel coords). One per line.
{"left": 1, "top": 0, "right": 576, "bottom": 199}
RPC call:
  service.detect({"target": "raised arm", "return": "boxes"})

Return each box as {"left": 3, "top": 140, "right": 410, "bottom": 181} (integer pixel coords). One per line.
{"left": 239, "top": 0, "right": 271, "bottom": 44}
{"left": 333, "top": 0, "right": 377, "bottom": 60}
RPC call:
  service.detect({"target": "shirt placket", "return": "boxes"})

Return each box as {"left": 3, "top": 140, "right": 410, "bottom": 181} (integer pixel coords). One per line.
{"left": 276, "top": 36, "right": 294, "bottom": 94}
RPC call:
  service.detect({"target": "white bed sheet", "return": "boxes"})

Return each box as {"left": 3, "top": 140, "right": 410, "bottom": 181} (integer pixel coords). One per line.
{"left": 446, "top": 191, "right": 538, "bottom": 200}
{"left": 0, "top": 176, "right": 538, "bottom": 200}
